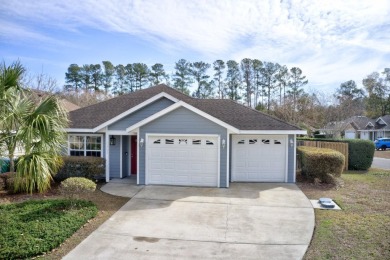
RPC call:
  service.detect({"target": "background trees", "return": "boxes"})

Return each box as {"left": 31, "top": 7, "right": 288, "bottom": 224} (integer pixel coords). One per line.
{"left": 363, "top": 70, "right": 390, "bottom": 117}
{"left": 172, "top": 59, "right": 192, "bottom": 95}
{"left": 62, "top": 60, "right": 389, "bottom": 130}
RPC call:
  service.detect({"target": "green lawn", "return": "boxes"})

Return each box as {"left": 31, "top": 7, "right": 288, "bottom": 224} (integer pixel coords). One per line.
{"left": 298, "top": 169, "right": 390, "bottom": 259}
{"left": 0, "top": 199, "right": 97, "bottom": 259}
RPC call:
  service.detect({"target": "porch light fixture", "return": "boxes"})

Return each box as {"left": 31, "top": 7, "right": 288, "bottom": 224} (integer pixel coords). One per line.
{"left": 140, "top": 138, "right": 145, "bottom": 147}
{"left": 290, "top": 138, "right": 294, "bottom": 147}
{"left": 222, "top": 139, "right": 226, "bottom": 149}
{"left": 110, "top": 136, "right": 116, "bottom": 145}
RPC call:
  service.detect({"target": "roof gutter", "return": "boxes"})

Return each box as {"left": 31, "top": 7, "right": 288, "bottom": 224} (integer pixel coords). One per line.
{"left": 238, "top": 130, "right": 307, "bottom": 135}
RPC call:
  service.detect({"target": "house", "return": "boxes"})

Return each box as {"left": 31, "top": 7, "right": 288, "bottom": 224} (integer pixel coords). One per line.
{"left": 321, "top": 115, "right": 390, "bottom": 141}
{"left": 66, "top": 84, "right": 306, "bottom": 188}
{"left": 30, "top": 89, "right": 80, "bottom": 112}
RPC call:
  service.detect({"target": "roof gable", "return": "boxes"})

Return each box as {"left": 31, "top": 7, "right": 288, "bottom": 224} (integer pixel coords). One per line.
{"left": 126, "top": 101, "right": 240, "bottom": 133}
{"left": 376, "top": 116, "right": 389, "bottom": 125}
{"left": 93, "top": 92, "right": 178, "bottom": 132}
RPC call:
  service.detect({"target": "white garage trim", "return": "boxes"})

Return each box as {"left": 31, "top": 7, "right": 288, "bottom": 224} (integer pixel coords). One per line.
{"left": 231, "top": 135, "right": 288, "bottom": 182}
{"left": 145, "top": 134, "right": 220, "bottom": 187}
{"left": 239, "top": 130, "right": 307, "bottom": 135}
{"left": 226, "top": 131, "right": 231, "bottom": 188}
{"left": 293, "top": 135, "right": 296, "bottom": 183}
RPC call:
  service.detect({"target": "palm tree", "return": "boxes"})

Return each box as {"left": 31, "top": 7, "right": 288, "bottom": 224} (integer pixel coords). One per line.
{"left": 0, "top": 61, "right": 68, "bottom": 193}
{"left": 0, "top": 61, "right": 25, "bottom": 172}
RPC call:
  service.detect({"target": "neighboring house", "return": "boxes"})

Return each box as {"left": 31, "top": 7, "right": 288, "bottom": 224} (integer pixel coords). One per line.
{"left": 320, "top": 115, "right": 390, "bottom": 141}
{"left": 66, "top": 84, "right": 306, "bottom": 188}
{"left": 59, "top": 99, "right": 80, "bottom": 112}
{"left": 30, "top": 89, "right": 80, "bottom": 112}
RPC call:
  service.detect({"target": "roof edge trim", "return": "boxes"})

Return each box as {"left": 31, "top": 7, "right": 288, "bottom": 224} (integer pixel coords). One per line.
{"left": 92, "top": 92, "right": 179, "bottom": 132}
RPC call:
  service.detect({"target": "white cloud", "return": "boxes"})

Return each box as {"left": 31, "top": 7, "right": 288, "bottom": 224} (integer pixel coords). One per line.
{"left": 1, "top": 0, "right": 389, "bottom": 91}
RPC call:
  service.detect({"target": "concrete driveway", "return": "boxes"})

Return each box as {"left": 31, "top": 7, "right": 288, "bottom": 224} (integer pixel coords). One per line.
{"left": 64, "top": 183, "right": 314, "bottom": 260}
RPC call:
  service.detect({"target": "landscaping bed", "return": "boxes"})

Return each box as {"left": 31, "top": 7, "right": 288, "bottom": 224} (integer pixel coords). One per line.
{"left": 0, "top": 183, "right": 129, "bottom": 259}
{"left": 298, "top": 169, "right": 390, "bottom": 259}
{"left": 0, "top": 199, "right": 97, "bottom": 259}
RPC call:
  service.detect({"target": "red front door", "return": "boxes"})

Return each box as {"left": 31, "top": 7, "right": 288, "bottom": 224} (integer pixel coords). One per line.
{"left": 131, "top": 136, "right": 137, "bottom": 175}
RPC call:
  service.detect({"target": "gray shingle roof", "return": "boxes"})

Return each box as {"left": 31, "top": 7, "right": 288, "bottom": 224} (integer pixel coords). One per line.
{"left": 68, "top": 84, "right": 301, "bottom": 131}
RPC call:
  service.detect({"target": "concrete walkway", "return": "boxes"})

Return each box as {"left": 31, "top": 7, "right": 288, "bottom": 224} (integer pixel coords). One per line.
{"left": 372, "top": 157, "right": 390, "bottom": 170}
{"left": 64, "top": 183, "right": 314, "bottom": 260}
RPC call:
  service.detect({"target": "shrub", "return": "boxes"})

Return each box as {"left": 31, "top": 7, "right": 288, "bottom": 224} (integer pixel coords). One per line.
{"left": 60, "top": 177, "right": 96, "bottom": 200}
{"left": 54, "top": 156, "right": 105, "bottom": 182}
{"left": 298, "top": 138, "right": 375, "bottom": 170}
{"left": 297, "top": 146, "right": 345, "bottom": 184}
{"left": 0, "top": 172, "right": 36, "bottom": 194}
{"left": 344, "top": 139, "right": 375, "bottom": 170}
{"left": 0, "top": 172, "right": 18, "bottom": 192}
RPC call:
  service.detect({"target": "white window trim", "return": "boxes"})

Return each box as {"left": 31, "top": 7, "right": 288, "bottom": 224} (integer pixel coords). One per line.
{"left": 68, "top": 134, "right": 104, "bottom": 158}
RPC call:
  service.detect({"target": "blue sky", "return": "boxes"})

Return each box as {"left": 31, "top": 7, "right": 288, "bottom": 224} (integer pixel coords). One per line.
{"left": 1, "top": 0, "right": 389, "bottom": 94}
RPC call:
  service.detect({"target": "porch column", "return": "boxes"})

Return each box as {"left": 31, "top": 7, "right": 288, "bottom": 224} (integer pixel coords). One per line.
{"left": 105, "top": 133, "right": 110, "bottom": 182}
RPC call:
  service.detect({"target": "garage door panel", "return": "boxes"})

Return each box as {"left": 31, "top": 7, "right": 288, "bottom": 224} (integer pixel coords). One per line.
{"left": 147, "top": 135, "right": 219, "bottom": 187}
{"left": 232, "top": 135, "right": 287, "bottom": 182}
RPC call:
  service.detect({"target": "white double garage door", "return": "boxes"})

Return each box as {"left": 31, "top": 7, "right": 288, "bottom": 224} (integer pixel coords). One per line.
{"left": 146, "top": 134, "right": 287, "bottom": 187}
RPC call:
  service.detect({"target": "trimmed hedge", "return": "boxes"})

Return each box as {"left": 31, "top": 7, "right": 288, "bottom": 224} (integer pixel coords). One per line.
{"left": 298, "top": 138, "right": 375, "bottom": 170}
{"left": 297, "top": 146, "right": 345, "bottom": 183}
{"left": 60, "top": 177, "right": 96, "bottom": 200}
{"left": 54, "top": 156, "right": 105, "bottom": 182}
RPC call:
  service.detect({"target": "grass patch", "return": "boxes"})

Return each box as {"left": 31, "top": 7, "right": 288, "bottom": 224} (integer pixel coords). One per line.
{"left": 298, "top": 169, "right": 390, "bottom": 259}
{"left": 0, "top": 199, "right": 97, "bottom": 259}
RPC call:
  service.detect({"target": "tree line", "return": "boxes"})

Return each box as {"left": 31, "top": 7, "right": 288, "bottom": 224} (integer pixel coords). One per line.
{"left": 64, "top": 59, "right": 308, "bottom": 112}
{"left": 64, "top": 60, "right": 389, "bottom": 129}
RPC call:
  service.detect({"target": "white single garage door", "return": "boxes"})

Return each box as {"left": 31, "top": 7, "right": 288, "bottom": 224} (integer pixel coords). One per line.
{"left": 232, "top": 135, "right": 287, "bottom": 182}
{"left": 146, "top": 135, "right": 219, "bottom": 187}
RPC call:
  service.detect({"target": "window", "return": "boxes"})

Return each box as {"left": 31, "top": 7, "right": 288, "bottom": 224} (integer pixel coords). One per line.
{"left": 165, "top": 139, "right": 174, "bottom": 144}
{"left": 249, "top": 139, "right": 257, "bottom": 144}
{"left": 262, "top": 139, "right": 270, "bottom": 144}
{"left": 69, "top": 135, "right": 102, "bottom": 157}
{"left": 274, "top": 140, "right": 281, "bottom": 144}
{"left": 179, "top": 139, "right": 187, "bottom": 144}
{"left": 206, "top": 140, "right": 214, "bottom": 145}
{"left": 192, "top": 139, "right": 201, "bottom": 145}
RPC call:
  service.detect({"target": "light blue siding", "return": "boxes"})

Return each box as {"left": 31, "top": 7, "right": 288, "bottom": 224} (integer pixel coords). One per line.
{"left": 122, "top": 135, "right": 130, "bottom": 177}
{"left": 109, "top": 135, "right": 121, "bottom": 178}
{"left": 108, "top": 98, "right": 174, "bottom": 131}
{"left": 139, "top": 107, "right": 228, "bottom": 187}
{"left": 287, "top": 134, "right": 295, "bottom": 182}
